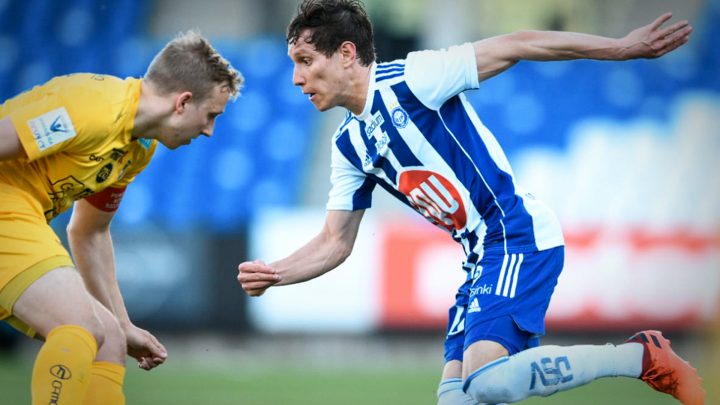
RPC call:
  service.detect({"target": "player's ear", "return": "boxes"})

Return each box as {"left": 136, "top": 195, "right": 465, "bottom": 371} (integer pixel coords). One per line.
{"left": 339, "top": 41, "right": 357, "bottom": 67}
{"left": 174, "top": 91, "right": 193, "bottom": 113}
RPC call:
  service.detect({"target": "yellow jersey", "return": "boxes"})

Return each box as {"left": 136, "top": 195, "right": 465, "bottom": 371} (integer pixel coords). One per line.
{"left": 0, "top": 73, "right": 157, "bottom": 221}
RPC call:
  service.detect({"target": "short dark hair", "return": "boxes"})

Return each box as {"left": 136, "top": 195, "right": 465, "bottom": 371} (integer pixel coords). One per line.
{"left": 287, "top": 0, "right": 376, "bottom": 66}
{"left": 145, "top": 30, "right": 243, "bottom": 101}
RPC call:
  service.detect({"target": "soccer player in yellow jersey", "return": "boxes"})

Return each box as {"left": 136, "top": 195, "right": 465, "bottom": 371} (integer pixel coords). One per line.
{"left": 0, "top": 31, "right": 242, "bottom": 404}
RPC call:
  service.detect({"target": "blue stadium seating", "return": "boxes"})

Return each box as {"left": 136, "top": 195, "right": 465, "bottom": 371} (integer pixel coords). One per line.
{"left": 1, "top": 1, "right": 717, "bottom": 234}
{"left": 0, "top": 1, "right": 318, "bottom": 232}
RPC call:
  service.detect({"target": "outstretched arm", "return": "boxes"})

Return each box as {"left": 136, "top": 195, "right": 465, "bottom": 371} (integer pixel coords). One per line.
{"left": 238, "top": 209, "right": 365, "bottom": 296}
{"left": 474, "top": 12, "right": 692, "bottom": 82}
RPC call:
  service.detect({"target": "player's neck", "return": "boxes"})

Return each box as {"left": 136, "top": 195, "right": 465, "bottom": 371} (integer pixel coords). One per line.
{"left": 345, "top": 64, "right": 372, "bottom": 115}
{"left": 131, "top": 80, "right": 172, "bottom": 140}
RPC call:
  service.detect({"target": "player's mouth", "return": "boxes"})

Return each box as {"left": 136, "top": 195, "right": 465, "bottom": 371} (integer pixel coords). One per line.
{"left": 301, "top": 88, "right": 316, "bottom": 101}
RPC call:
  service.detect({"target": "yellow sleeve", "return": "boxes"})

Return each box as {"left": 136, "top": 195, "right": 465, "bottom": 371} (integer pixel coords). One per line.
{"left": 9, "top": 83, "right": 116, "bottom": 162}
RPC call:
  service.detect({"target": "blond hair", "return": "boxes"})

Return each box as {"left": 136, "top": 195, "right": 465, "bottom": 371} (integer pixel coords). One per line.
{"left": 145, "top": 30, "right": 243, "bottom": 100}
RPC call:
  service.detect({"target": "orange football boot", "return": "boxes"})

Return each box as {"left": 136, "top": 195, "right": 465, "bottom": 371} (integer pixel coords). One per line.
{"left": 626, "top": 330, "right": 705, "bottom": 405}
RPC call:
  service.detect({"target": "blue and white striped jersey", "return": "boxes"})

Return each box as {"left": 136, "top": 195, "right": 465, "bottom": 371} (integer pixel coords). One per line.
{"left": 327, "top": 43, "right": 564, "bottom": 259}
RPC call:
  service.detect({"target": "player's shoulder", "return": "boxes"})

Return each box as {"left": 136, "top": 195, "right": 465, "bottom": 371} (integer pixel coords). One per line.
{"left": 407, "top": 43, "right": 475, "bottom": 62}
{"left": 375, "top": 59, "right": 407, "bottom": 82}
{"left": 46, "top": 73, "right": 127, "bottom": 92}
{"left": 54, "top": 74, "right": 139, "bottom": 119}
{"left": 45, "top": 74, "right": 136, "bottom": 109}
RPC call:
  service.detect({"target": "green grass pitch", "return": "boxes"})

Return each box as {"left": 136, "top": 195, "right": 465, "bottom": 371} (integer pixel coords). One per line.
{"left": 0, "top": 348, "right": 689, "bottom": 404}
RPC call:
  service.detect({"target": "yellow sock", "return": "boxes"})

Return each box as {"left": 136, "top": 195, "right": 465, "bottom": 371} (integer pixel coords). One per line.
{"left": 31, "top": 325, "right": 97, "bottom": 405}
{"left": 83, "top": 361, "right": 126, "bottom": 405}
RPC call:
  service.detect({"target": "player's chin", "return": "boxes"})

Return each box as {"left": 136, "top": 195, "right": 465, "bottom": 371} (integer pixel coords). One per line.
{"left": 166, "top": 139, "right": 191, "bottom": 149}
{"left": 160, "top": 140, "right": 181, "bottom": 150}
{"left": 310, "top": 97, "right": 329, "bottom": 112}
{"left": 315, "top": 103, "right": 333, "bottom": 112}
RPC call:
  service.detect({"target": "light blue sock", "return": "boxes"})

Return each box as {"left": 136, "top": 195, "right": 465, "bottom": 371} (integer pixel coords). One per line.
{"left": 438, "top": 378, "right": 478, "bottom": 405}
{"left": 438, "top": 378, "right": 511, "bottom": 405}
{"left": 465, "top": 343, "right": 643, "bottom": 403}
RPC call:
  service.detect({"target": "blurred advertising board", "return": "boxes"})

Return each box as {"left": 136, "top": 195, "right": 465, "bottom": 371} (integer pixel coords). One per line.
{"left": 111, "top": 230, "right": 250, "bottom": 331}
{"left": 247, "top": 208, "right": 719, "bottom": 333}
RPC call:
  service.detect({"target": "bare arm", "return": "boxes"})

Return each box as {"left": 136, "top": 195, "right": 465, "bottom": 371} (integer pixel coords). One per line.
{"left": 238, "top": 209, "right": 365, "bottom": 296}
{"left": 474, "top": 12, "right": 692, "bottom": 82}
{"left": 67, "top": 199, "right": 131, "bottom": 325}
{"left": 68, "top": 198, "right": 167, "bottom": 370}
{"left": 0, "top": 117, "right": 26, "bottom": 161}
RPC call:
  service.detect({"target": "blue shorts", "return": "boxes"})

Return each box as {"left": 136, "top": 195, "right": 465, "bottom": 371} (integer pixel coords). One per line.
{"left": 444, "top": 246, "right": 564, "bottom": 362}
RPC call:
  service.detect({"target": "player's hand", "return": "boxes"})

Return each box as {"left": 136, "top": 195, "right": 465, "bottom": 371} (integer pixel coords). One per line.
{"left": 619, "top": 12, "right": 692, "bottom": 59}
{"left": 124, "top": 324, "right": 168, "bottom": 371}
{"left": 237, "top": 259, "right": 281, "bottom": 297}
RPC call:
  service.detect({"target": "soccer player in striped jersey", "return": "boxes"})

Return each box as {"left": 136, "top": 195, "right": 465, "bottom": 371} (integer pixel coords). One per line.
{"left": 237, "top": 1, "right": 703, "bottom": 403}
{"left": 0, "top": 31, "right": 241, "bottom": 404}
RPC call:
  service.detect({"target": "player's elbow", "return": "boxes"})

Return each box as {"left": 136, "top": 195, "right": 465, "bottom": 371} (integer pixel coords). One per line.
{"left": 508, "top": 29, "right": 540, "bottom": 42}
{"left": 65, "top": 221, "right": 83, "bottom": 244}
{"left": 66, "top": 217, "right": 94, "bottom": 241}
{"left": 321, "top": 226, "right": 356, "bottom": 267}
{"left": 333, "top": 240, "right": 354, "bottom": 265}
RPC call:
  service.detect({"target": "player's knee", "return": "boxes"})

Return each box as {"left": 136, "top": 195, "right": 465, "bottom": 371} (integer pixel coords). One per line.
{"left": 75, "top": 306, "right": 126, "bottom": 363}
{"left": 465, "top": 361, "right": 524, "bottom": 403}
{"left": 467, "top": 379, "right": 519, "bottom": 403}
{"left": 94, "top": 311, "right": 126, "bottom": 362}
{"left": 74, "top": 313, "right": 106, "bottom": 349}
{"left": 437, "top": 378, "right": 473, "bottom": 405}
{"left": 101, "top": 316, "right": 126, "bottom": 348}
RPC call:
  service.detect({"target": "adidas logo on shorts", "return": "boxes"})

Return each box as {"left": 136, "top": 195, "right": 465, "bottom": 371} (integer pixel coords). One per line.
{"left": 468, "top": 298, "right": 481, "bottom": 313}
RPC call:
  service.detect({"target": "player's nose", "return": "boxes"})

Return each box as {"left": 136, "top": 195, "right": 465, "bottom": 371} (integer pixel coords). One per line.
{"left": 292, "top": 67, "right": 304, "bottom": 86}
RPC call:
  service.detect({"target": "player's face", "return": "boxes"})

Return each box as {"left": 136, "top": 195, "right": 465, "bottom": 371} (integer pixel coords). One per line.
{"left": 289, "top": 31, "right": 349, "bottom": 112}
{"left": 161, "top": 85, "right": 230, "bottom": 149}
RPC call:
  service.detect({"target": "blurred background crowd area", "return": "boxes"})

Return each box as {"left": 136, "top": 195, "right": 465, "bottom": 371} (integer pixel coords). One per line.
{"left": 0, "top": 0, "right": 718, "bottom": 379}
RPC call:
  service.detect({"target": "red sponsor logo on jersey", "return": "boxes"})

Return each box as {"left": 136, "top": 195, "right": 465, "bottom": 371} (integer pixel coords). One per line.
{"left": 84, "top": 186, "right": 126, "bottom": 212}
{"left": 398, "top": 170, "right": 466, "bottom": 231}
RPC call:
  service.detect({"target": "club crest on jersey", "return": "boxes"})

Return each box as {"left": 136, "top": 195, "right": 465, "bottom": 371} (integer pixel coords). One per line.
{"left": 390, "top": 107, "right": 409, "bottom": 128}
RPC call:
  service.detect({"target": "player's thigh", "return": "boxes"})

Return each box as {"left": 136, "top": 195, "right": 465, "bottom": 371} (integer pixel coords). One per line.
{"left": 462, "top": 339, "right": 509, "bottom": 380}
{"left": 12, "top": 266, "right": 103, "bottom": 339}
{"left": 441, "top": 360, "right": 463, "bottom": 380}
{"left": 0, "top": 184, "right": 73, "bottom": 290}
{"left": 0, "top": 188, "right": 81, "bottom": 338}
{"left": 441, "top": 261, "right": 480, "bottom": 380}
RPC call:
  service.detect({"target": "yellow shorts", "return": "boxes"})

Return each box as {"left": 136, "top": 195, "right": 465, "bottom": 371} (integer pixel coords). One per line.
{"left": 0, "top": 183, "right": 74, "bottom": 337}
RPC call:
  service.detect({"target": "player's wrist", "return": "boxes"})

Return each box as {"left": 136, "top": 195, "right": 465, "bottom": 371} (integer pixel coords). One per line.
{"left": 118, "top": 318, "right": 134, "bottom": 331}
